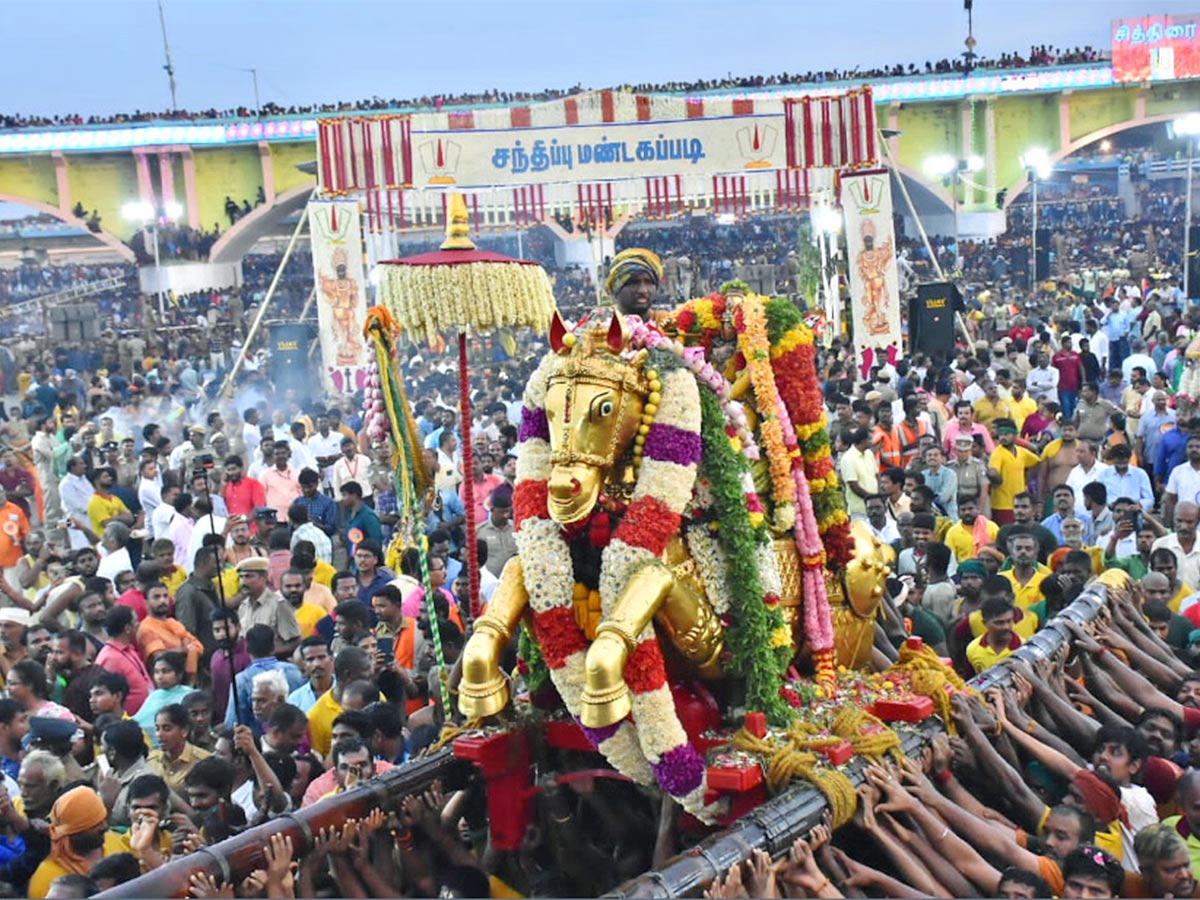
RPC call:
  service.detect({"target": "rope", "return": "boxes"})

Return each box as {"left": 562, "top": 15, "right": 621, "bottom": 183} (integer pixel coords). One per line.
{"left": 430, "top": 717, "right": 483, "bottom": 754}
{"left": 888, "top": 641, "right": 971, "bottom": 735}
{"left": 730, "top": 720, "right": 861, "bottom": 828}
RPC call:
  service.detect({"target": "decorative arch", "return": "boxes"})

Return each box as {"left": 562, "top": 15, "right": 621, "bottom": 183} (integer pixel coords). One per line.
{"left": 1004, "top": 112, "right": 1176, "bottom": 207}
{"left": 209, "top": 183, "right": 315, "bottom": 264}
{"left": 0, "top": 193, "right": 135, "bottom": 262}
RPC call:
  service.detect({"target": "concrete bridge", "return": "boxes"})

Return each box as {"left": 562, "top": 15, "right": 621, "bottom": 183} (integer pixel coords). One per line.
{"left": 2, "top": 62, "right": 1200, "bottom": 261}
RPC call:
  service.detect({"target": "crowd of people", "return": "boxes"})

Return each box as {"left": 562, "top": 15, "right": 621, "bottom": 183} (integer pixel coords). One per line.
{"left": 0, "top": 120, "right": 1198, "bottom": 896}
{"left": 0, "top": 45, "right": 1106, "bottom": 131}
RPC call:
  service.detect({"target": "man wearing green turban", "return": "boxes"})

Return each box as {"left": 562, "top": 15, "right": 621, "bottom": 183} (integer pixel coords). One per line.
{"left": 606, "top": 248, "right": 664, "bottom": 318}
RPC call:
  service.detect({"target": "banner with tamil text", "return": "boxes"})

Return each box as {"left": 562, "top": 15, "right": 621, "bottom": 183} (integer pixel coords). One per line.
{"left": 408, "top": 114, "right": 786, "bottom": 188}
{"left": 309, "top": 200, "right": 368, "bottom": 396}
{"left": 840, "top": 169, "right": 901, "bottom": 354}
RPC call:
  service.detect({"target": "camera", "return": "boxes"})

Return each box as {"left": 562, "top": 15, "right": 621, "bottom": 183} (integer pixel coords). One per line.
{"left": 254, "top": 506, "right": 278, "bottom": 525}
{"left": 194, "top": 453, "right": 215, "bottom": 471}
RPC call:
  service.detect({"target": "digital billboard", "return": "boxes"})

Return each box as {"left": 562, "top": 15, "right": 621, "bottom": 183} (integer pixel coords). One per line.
{"left": 1112, "top": 14, "right": 1200, "bottom": 82}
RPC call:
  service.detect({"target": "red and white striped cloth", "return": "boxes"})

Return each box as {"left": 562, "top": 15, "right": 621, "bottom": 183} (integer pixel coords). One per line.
{"left": 785, "top": 87, "right": 876, "bottom": 170}
{"left": 318, "top": 116, "right": 411, "bottom": 195}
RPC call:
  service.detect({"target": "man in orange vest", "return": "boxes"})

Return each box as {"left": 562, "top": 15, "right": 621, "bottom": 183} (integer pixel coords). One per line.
{"left": 873, "top": 403, "right": 902, "bottom": 470}
{"left": 893, "top": 396, "right": 930, "bottom": 470}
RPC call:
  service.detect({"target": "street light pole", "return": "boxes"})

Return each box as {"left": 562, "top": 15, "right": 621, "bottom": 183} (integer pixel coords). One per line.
{"left": 1030, "top": 173, "right": 1038, "bottom": 291}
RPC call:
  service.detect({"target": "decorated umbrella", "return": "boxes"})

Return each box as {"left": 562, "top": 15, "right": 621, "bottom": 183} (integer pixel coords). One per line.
{"left": 377, "top": 194, "right": 556, "bottom": 620}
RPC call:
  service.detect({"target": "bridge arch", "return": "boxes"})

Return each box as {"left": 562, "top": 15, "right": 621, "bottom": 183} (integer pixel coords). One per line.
{"left": 209, "top": 183, "right": 314, "bottom": 264}
{"left": 1003, "top": 112, "right": 1178, "bottom": 207}
{"left": 0, "top": 193, "right": 135, "bottom": 262}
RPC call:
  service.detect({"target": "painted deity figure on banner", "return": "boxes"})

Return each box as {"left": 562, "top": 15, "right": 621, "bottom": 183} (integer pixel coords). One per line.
{"left": 855, "top": 220, "right": 893, "bottom": 336}
{"left": 319, "top": 247, "right": 363, "bottom": 365}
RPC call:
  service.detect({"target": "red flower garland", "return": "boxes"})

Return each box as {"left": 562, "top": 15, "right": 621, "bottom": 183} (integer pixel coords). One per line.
{"left": 624, "top": 640, "right": 669, "bottom": 694}
{"left": 514, "top": 480, "right": 550, "bottom": 529}
{"left": 533, "top": 607, "right": 590, "bottom": 669}
{"left": 613, "top": 496, "right": 679, "bottom": 558}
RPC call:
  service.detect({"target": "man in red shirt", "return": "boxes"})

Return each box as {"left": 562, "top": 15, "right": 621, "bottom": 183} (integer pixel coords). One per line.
{"left": 1052, "top": 344, "right": 1085, "bottom": 421}
{"left": 222, "top": 455, "right": 265, "bottom": 521}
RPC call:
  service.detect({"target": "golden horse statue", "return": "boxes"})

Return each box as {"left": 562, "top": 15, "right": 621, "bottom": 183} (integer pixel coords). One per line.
{"left": 459, "top": 311, "right": 894, "bottom": 733}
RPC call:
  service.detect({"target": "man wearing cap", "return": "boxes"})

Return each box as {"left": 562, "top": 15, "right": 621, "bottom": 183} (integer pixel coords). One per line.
{"left": 170, "top": 424, "right": 208, "bottom": 477}
{"left": 233, "top": 556, "right": 300, "bottom": 659}
{"left": 988, "top": 419, "right": 1041, "bottom": 526}
{"left": 1097, "top": 443, "right": 1154, "bottom": 512}
{"left": 0, "top": 608, "right": 30, "bottom": 679}
{"left": 606, "top": 248, "right": 664, "bottom": 319}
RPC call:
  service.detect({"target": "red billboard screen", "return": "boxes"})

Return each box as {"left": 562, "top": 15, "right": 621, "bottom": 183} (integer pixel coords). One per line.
{"left": 1113, "top": 15, "right": 1200, "bottom": 82}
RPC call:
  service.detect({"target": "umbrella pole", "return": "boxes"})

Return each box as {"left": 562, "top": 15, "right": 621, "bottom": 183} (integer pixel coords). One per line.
{"left": 458, "top": 331, "right": 482, "bottom": 620}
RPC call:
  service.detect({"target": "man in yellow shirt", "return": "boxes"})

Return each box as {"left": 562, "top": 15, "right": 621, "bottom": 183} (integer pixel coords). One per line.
{"left": 966, "top": 594, "right": 1022, "bottom": 673}
{"left": 1008, "top": 380, "right": 1038, "bottom": 433}
{"left": 281, "top": 569, "right": 325, "bottom": 638}
{"left": 973, "top": 381, "right": 1012, "bottom": 431}
{"left": 1002, "top": 531, "right": 1053, "bottom": 609}
{"left": 307, "top": 644, "right": 374, "bottom": 757}
{"left": 944, "top": 497, "right": 999, "bottom": 562}
{"left": 86, "top": 467, "right": 132, "bottom": 538}
{"left": 988, "top": 419, "right": 1041, "bottom": 525}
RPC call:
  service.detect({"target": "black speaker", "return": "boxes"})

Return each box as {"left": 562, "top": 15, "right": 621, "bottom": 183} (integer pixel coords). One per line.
{"left": 1189, "top": 226, "right": 1200, "bottom": 299}
{"left": 269, "top": 323, "right": 313, "bottom": 398}
{"left": 910, "top": 282, "right": 960, "bottom": 357}
{"left": 1035, "top": 228, "right": 1050, "bottom": 281}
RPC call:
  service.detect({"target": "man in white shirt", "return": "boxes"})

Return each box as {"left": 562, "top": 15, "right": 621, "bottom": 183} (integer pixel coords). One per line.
{"left": 247, "top": 438, "right": 276, "bottom": 482}
{"left": 241, "top": 409, "right": 263, "bottom": 460}
{"left": 306, "top": 414, "right": 344, "bottom": 487}
{"left": 137, "top": 459, "right": 164, "bottom": 538}
{"left": 331, "top": 437, "right": 373, "bottom": 502}
{"left": 1152, "top": 501, "right": 1200, "bottom": 591}
{"left": 59, "top": 456, "right": 95, "bottom": 549}
{"left": 1025, "top": 352, "right": 1060, "bottom": 404}
{"left": 286, "top": 423, "right": 317, "bottom": 474}
{"left": 1065, "top": 439, "right": 1110, "bottom": 514}
{"left": 1165, "top": 436, "right": 1200, "bottom": 525}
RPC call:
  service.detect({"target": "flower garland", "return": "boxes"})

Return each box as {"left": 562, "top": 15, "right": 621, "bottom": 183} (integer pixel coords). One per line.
{"left": 696, "top": 385, "right": 793, "bottom": 726}
{"left": 763, "top": 298, "right": 854, "bottom": 566}
{"left": 734, "top": 297, "right": 796, "bottom": 531}
{"left": 378, "top": 259, "right": 556, "bottom": 347}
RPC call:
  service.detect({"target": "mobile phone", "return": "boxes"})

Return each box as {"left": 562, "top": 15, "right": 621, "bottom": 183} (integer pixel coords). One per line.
{"left": 376, "top": 637, "right": 394, "bottom": 658}
{"left": 1123, "top": 509, "right": 1142, "bottom": 531}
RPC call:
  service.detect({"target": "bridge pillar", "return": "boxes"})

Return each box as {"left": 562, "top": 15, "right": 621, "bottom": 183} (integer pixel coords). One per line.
{"left": 1058, "top": 92, "right": 1072, "bottom": 154}
{"left": 181, "top": 147, "right": 200, "bottom": 229}
{"left": 51, "top": 152, "right": 69, "bottom": 215}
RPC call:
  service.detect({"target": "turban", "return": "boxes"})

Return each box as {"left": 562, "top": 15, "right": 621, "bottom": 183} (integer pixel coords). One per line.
{"left": 958, "top": 560, "right": 987, "bottom": 578}
{"left": 605, "top": 248, "right": 663, "bottom": 297}
{"left": 1071, "top": 770, "right": 1128, "bottom": 828}
{"left": 49, "top": 786, "right": 108, "bottom": 875}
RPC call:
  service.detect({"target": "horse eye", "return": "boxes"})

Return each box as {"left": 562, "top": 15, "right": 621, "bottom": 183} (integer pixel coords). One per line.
{"left": 599, "top": 400, "right": 614, "bottom": 417}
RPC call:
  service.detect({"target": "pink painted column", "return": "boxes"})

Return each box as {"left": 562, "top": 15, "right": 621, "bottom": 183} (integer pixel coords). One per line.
{"left": 51, "top": 152, "right": 71, "bottom": 215}
{"left": 180, "top": 146, "right": 200, "bottom": 229}
{"left": 133, "top": 150, "right": 155, "bottom": 207}
{"left": 1135, "top": 87, "right": 1148, "bottom": 122}
{"left": 158, "top": 151, "right": 177, "bottom": 219}
{"left": 258, "top": 141, "right": 276, "bottom": 205}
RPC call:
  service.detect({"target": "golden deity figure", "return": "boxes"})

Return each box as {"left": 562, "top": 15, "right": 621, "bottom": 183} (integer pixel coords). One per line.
{"left": 319, "top": 247, "right": 363, "bottom": 364}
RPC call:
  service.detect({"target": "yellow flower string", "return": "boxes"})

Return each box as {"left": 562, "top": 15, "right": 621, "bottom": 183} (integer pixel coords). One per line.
{"left": 736, "top": 297, "right": 796, "bottom": 519}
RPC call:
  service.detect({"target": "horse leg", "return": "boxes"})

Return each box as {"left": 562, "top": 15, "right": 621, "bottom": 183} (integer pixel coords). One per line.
{"left": 655, "top": 576, "right": 724, "bottom": 678}
{"left": 581, "top": 563, "right": 673, "bottom": 728}
{"left": 459, "top": 557, "right": 529, "bottom": 719}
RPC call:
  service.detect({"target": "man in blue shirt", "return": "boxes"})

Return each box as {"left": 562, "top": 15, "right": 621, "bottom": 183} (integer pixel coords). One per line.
{"left": 1041, "top": 483, "right": 1094, "bottom": 544}
{"left": 340, "top": 481, "right": 382, "bottom": 561}
{"left": 1097, "top": 444, "right": 1154, "bottom": 512}
{"left": 1101, "top": 298, "right": 1131, "bottom": 370}
{"left": 295, "top": 469, "right": 338, "bottom": 536}
{"left": 224, "top": 623, "right": 304, "bottom": 731}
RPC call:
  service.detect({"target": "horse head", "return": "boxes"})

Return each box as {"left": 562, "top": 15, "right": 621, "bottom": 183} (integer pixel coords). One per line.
{"left": 544, "top": 312, "right": 648, "bottom": 526}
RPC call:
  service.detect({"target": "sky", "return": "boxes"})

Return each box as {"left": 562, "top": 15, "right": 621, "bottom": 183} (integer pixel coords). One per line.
{"left": 3, "top": 0, "right": 1199, "bottom": 116}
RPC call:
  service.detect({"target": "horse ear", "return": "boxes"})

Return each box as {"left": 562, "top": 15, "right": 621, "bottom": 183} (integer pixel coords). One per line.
{"left": 607, "top": 312, "right": 628, "bottom": 353}
{"left": 550, "top": 309, "right": 568, "bottom": 354}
